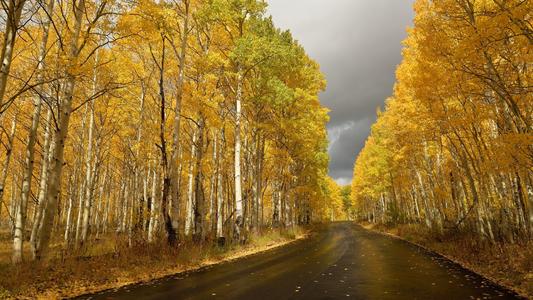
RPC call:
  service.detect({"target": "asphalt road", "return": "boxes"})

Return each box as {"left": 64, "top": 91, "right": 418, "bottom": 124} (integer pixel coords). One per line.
{"left": 77, "top": 222, "right": 521, "bottom": 300}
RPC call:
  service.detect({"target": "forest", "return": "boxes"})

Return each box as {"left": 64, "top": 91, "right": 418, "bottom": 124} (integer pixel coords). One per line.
{"left": 0, "top": 0, "right": 352, "bottom": 291}
{"left": 0, "top": 0, "right": 531, "bottom": 298}
{"left": 351, "top": 0, "right": 531, "bottom": 295}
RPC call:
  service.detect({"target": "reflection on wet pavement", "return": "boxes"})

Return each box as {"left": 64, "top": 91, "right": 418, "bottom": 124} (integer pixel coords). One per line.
{"left": 75, "top": 222, "right": 522, "bottom": 300}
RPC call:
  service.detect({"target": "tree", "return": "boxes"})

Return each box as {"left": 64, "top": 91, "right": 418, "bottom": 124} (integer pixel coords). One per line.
{"left": 352, "top": 0, "right": 532, "bottom": 243}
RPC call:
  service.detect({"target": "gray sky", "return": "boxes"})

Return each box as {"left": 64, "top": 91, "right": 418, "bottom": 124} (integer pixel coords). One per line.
{"left": 267, "top": 0, "right": 415, "bottom": 185}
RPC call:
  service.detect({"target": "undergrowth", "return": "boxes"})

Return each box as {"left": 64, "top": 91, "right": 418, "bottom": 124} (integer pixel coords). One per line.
{"left": 0, "top": 227, "right": 306, "bottom": 299}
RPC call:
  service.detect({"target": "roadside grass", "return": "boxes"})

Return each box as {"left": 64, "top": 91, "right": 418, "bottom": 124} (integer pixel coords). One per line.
{"left": 0, "top": 227, "right": 308, "bottom": 299}
{"left": 362, "top": 222, "right": 533, "bottom": 299}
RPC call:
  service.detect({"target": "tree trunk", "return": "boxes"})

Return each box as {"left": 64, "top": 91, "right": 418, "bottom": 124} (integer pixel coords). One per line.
{"left": 193, "top": 118, "right": 206, "bottom": 241}
{"left": 209, "top": 132, "right": 217, "bottom": 232}
{"left": 234, "top": 68, "right": 244, "bottom": 241}
{"left": 94, "top": 168, "right": 107, "bottom": 237}
{"left": 12, "top": 0, "right": 54, "bottom": 263}
{"left": 0, "top": 115, "right": 16, "bottom": 227}
{"left": 35, "top": 0, "right": 85, "bottom": 260}
{"left": 185, "top": 131, "right": 197, "bottom": 236}
{"left": 216, "top": 129, "right": 225, "bottom": 240}
{"left": 148, "top": 167, "right": 158, "bottom": 243}
{"left": 169, "top": 0, "right": 190, "bottom": 240}
{"left": 0, "top": 0, "right": 27, "bottom": 114}
{"left": 29, "top": 109, "right": 53, "bottom": 257}
{"left": 80, "top": 58, "right": 98, "bottom": 245}
{"left": 64, "top": 183, "right": 74, "bottom": 243}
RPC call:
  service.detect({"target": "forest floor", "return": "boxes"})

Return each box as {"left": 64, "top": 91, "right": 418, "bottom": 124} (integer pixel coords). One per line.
{"left": 0, "top": 227, "right": 308, "bottom": 299}
{"left": 361, "top": 222, "right": 533, "bottom": 299}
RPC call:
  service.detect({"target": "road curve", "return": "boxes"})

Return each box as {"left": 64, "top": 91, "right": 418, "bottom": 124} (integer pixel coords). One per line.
{"left": 76, "top": 222, "right": 521, "bottom": 300}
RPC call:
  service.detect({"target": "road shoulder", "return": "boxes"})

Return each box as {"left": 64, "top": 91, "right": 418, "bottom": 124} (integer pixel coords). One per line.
{"left": 1, "top": 229, "right": 311, "bottom": 299}
{"left": 359, "top": 222, "right": 531, "bottom": 299}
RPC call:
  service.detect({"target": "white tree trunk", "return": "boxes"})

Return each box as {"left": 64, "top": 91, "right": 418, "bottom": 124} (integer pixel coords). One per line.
{"left": 209, "top": 133, "right": 217, "bottom": 223}
{"left": 169, "top": 0, "right": 190, "bottom": 237}
{"left": 116, "top": 181, "right": 125, "bottom": 233}
{"left": 12, "top": 0, "right": 54, "bottom": 264}
{"left": 0, "top": 0, "right": 27, "bottom": 113}
{"left": 121, "top": 181, "right": 129, "bottom": 233}
{"left": 64, "top": 187, "right": 74, "bottom": 242}
{"left": 95, "top": 168, "right": 107, "bottom": 237}
{"left": 75, "top": 179, "right": 85, "bottom": 243}
{"left": 148, "top": 167, "right": 158, "bottom": 243}
{"left": 234, "top": 70, "right": 243, "bottom": 236}
{"left": 80, "top": 62, "right": 98, "bottom": 245}
{"left": 29, "top": 109, "right": 53, "bottom": 257}
{"left": 185, "top": 131, "right": 197, "bottom": 236}
{"left": 36, "top": 0, "right": 85, "bottom": 260}
{"left": 9, "top": 173, "right": 18, "bottom": 233}
{"left": 0, "top": 115, "right": 16, "bottom": 226}
{"left": 102, "top": 187, "right": 111, "bottom": 235}
{"left": 216, "top": 130, "right": 224, "bottom": 238}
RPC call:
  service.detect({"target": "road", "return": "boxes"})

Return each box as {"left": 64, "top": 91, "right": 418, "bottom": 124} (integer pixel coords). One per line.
{"left": 77, "top": 222, "right": 521, "bottom": 300}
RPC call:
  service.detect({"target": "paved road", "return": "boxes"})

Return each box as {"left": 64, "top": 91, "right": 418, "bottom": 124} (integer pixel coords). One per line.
{"left": 78, "top": 222, "right": 521, "bottom": 300}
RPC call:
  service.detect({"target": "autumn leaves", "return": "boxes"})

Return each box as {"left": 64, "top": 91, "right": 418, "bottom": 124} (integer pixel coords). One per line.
{"left": 352, "top": 0, "right": 532, "bottom": 242}
{"left": 0, "top": 0, "right": 334, "bottom": 263}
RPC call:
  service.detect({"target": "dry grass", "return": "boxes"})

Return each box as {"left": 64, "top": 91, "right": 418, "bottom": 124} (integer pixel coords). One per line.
{"left": 0, "top": 227, "right": 308, "bottom": 299}
{"left": 362, "top": 222, "right": 533, "bottom": 299}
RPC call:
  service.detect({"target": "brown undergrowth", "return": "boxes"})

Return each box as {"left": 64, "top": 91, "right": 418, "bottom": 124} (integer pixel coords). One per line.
{"left": 362, "top": 222, "right": 533, "bottom": 299}
{"left": 0, "top": 227, "right": 307, "bottom": 299}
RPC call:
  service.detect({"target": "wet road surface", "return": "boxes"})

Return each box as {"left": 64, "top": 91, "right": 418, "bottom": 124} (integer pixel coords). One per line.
{"left": 77, "top": 222, "right": 522, "bottom": 300}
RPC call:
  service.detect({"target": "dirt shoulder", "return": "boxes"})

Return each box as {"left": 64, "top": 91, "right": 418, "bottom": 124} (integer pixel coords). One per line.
{"left": 360, "top": 223, "right": 532, "bottom": 299}
{"left": 0, "top": 229, "right": 309, "bottom": 299}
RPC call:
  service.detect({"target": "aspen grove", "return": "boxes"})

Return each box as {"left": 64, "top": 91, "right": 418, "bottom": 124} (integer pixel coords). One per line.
{"left": 351, "top": 0, "right": 532, "bottom": 244}
{"left": 0, "top": 0, "right": 339, "bottom": 264}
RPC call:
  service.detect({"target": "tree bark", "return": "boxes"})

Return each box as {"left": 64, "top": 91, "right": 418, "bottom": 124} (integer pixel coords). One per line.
{"left": 216, "top": 129, "right": 225, "bottom": 240}
{"left": 80, "top": 55, "right": 99, "bottom": 245}
{"left": 12, "top": 0, "right": 54, "bottom": 263}
{"left": 193, "top": 118, "right": 206, "bottom": 241}
{"left": 234, "top": 68, "right": 244, "bottom": 241}
{"left": 185, "top": 131, "right": 197, "bottom": 236}
{"left": 169, "top": 0, "right": 190, "bottom": 240}
{"left": 148, "top": 167, "right": 158, "bottom": 243}
{"left": 0, "top": 0, "right": 27, "bottom": 114}
{"left": 36, "top": 0, "right": 85, "bottom": 260}
{"left": 0, "top": 115, "right": 16, "bottom": 227}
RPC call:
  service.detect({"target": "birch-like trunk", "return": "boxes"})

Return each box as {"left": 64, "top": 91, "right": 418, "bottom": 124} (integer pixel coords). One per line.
{"left": 185, "top": 131, "right": 197, "bottom": 236}
{"left": 272, "top": 181, "right": 280, "bottom": 227}
{"left": 216, "top": 129, "right": 225, "bottom": 239}
{"left": 0, "top": 0, "right": 27, "bottom": 114}
{"left": 0, "top": 116, "right": 16, "bottom": 224}
{"left": 64, "top": 183, "right": 74, "bottom": 242}
{"left": 209, "top": 132, "right": 217, "bottom": 228}
{"left": 75, "top": 179, "right": 85, "bottom": 242}
{"left": 148, "top": 167, "right": 158, "bottom": 242}
{"left": 35, "top": 0, "right": 85, "bottom": 260}
{"left": 121, "top": 180, "right": 130, "bottom": 233}
{"left": 169, "top": 0, "right": 190, "bottom": 238}
{"left": 102, "top": 182, "right": 111, "bottom": 235}
{"left": 80, "top": 58, "right": 98, "bottom": 245}
{"left": 193, "top": 118, "right": 206, "bottom": 241}
{"left": 12, "top": 0, "right": 54, "bottom": 263}
{"left": 253, "top": 134, "right": 263, "bottom": 230}
{"left": 29, "top": 109, "right": 53, "bottom": 257}
{"left": 94, "top": 168, "right": 107, "bottom": 237}
{"left": 9, "top": 173, "right": 18, "bottom": 233}
{"left": 234, "top": 69, "right": 243, "bottom": 240}
{"left": 141, "top": 168, "right": 149, "bottom": 232}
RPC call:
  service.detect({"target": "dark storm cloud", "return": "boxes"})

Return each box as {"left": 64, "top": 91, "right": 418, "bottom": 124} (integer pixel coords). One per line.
{"left": 267, "top": 0, "right": 414, "bottom": 185}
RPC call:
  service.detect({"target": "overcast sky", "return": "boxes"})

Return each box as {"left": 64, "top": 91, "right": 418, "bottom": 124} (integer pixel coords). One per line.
{"left": 267, "top": 1, "right": 415, "bottom": 185}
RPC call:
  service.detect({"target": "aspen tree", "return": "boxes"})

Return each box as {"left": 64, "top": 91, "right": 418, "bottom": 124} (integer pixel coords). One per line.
{"left": 0, "top": 0, "right": 27, "bottom": 114}
{"left": 37, "top": 0, "right": 85, "bottom": 260}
